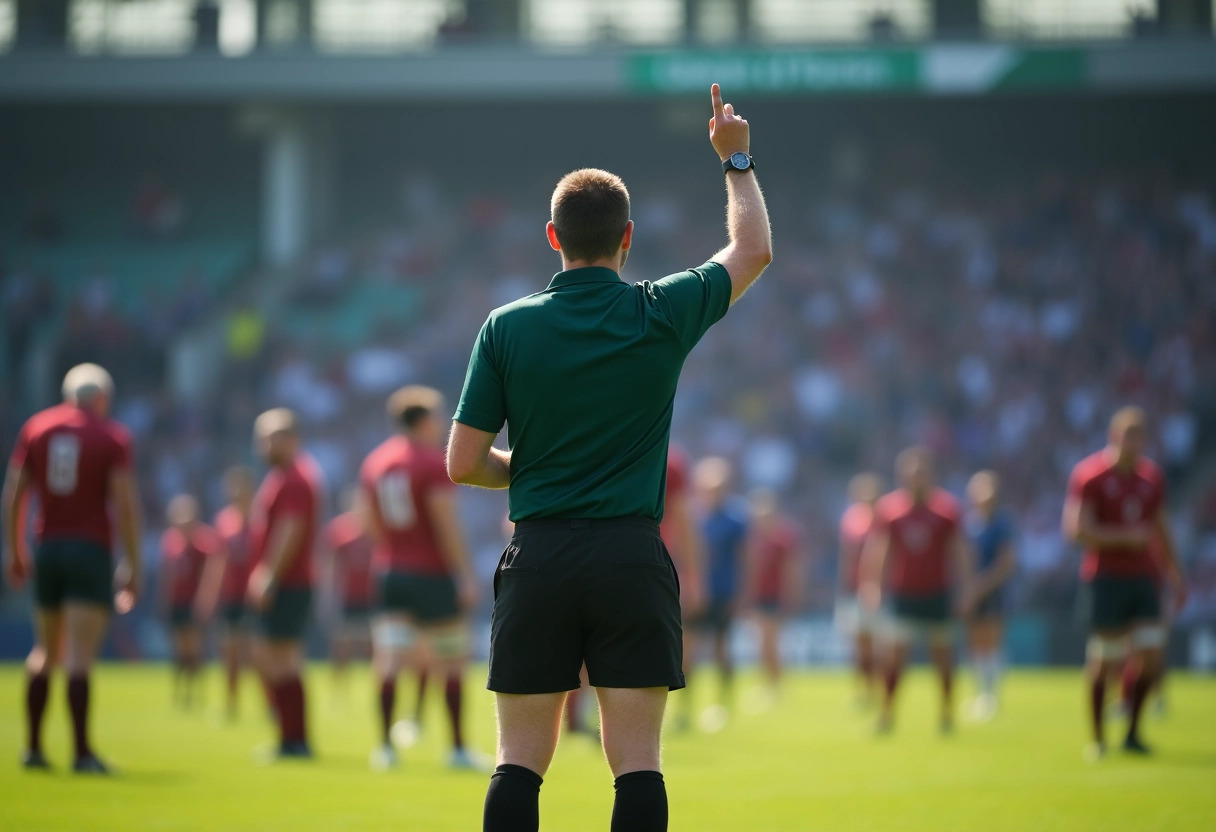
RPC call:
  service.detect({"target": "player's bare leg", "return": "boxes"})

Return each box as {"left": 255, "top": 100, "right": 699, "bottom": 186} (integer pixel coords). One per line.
{"left": 262, "top": 639, "right": 310, "bottom": 757}
{"left": 220, "top": 631, "right": 247, "bottom": 718}
{"left": 484, "top": 691, "right": 565, "bottom": 832}
{"left": 968, "top": 618, "right": 1003, "bottom": 721}
{"left": 427, "top": 620, "right": 483, "bottom": 768}
{"left": 23, "top": 608, "right": 63, "bottom": 769}
{"left": 855, "top": 630, "right": 876, "bottom": 706}
{"left": 598, "top": 686, "right": 669, "bottom": 832}
{"left": 757, "top": 614, "right": 781, "bottom": 691}
{"left": 1123, "top": 626, "right": 1166, "bottom": 753}
{"left": 63, "top": 602, "right": 110, "bottom": 772}
{"left": 877, "top": 640, "right": 907, "bottom": 734}
{"left": 928, "top": 637, "right": 955, "bottom": 733}
{"left": 370, "top": 614, "right": 415, "bottom": 767}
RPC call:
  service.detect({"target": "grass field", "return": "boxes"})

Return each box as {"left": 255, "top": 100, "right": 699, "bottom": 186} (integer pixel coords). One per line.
{"left": 1, "top": 664, "right": 1214, "bottom": 831}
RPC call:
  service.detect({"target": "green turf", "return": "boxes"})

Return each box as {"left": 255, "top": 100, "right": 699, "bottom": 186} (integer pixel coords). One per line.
{"left": 1, "top": 665, "right": 1213, "bottom": 831}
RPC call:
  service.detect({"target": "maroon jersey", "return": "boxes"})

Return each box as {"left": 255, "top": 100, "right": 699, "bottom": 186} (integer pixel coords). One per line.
{"left": 1067, "top": 451, "right": 1164, "bottom": 581}
{"left": 754, "top": 518, "right": 799, "bottom": 603}
{"left": 874, "top": 488, "right": 961, "bottom": 598}
{"left": 214, "top": 505, "right": 253, "bottom": 604}
{"left": 360, "top": 436, "right": 452, "bottom": 575}
{"left": 659, "top": 448, "right": 689, "bottom": 553}
{"left": 9, "top": 403, "right": 133, "bottom": 547}
{"left": 324, "top": 512, "right": 374, "bottom": 606}
{"left": 250, "top": 454, "right": 323, "bottom": 589}
{"left": 161, "top": 524, "right": 219, "bottom": 606}
{"left": 839, "top": 502, "right": 874, "bottom": 594}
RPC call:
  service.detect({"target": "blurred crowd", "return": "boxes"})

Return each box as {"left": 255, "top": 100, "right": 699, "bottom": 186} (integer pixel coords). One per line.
{"left": 5, "top": 166, "right": 1216, "bottom": 628}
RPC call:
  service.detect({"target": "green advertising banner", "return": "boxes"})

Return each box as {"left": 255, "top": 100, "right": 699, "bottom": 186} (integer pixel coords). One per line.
{"left": 628, "top": 46, "right": 1087, "bottom": 95}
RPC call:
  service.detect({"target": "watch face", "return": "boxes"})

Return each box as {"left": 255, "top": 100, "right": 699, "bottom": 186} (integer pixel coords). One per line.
{"left": 731, "top": 152, "right": 750, "bottom": 169}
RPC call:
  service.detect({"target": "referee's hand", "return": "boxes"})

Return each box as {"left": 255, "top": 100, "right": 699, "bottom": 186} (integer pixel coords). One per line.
{"left": 708, "top": 83, "right": 750, "bottom": 162}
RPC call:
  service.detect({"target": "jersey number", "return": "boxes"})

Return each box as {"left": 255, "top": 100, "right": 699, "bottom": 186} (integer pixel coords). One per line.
{"left": 376, "top": 473, "right": 415, "bottom": 529}
{"left": 47, "top": 434, "right": 82, "bottom": 495}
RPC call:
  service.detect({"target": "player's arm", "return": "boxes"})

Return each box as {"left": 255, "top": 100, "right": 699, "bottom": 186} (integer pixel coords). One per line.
{"left": 358, "top": 480, "right": 387, "bottom": 547}
{"left": 668, "top": 492, "right": 705, "bottom": 612}
{"left": 1151, "top": 510, "right": 1188, "bottom": 612}
{"left": 783, "top": 537, "right": 807, "bottom": 614}
{"left": 858, "top": 528, "right": 891, "bottom": 611}
{"left": 425, "top": 488, "right": 478, "bottom": 611}
{"left": 110, "top": 468, "right": 143, "bottom": 612}
{"left": 707, "top": 83, "right": 773, "bottom": 303}
{"left": 261, "top": 516, "right": 305, "bottom": 587}
{"left": 2, "top": 462, "right": 32, "bottom": 587}
{"left": 1062, "top": 493, "right": 1150, "bottom": 550}
{"left": 741, "top": 533, "right": 762, "bottom": 609}
{"left": 975, "top": 540, "right": 1016, "bottom": 600}
{"left": 196, "top": 543, "right": 227, "bottom": 621}
{"left": 447, "top": 422, "right": 511, "bottom": 490}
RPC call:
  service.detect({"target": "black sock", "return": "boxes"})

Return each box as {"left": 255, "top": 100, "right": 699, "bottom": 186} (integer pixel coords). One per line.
{"left": 611, "top": 770, "right": 668, "bottom": 832}
{"left": 483, "top": 764, "right": 543, "bottom": 832}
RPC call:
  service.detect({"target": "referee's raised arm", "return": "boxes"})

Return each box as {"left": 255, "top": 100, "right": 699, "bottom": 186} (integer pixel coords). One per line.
{"left": 707, "top": 82, "right": 773, "bottom": 304}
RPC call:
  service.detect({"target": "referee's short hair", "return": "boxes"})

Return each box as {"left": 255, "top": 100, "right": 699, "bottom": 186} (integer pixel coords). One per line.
{"left": 388, "top": 385, "right": 443, "bottom": 430}
{"left": 550, "top": 168, "right": 631, "bottom": 263}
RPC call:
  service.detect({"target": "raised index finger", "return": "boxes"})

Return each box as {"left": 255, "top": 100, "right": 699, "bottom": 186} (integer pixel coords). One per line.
{"left": 711, "top": 83, "right": 724, "bottom": 118}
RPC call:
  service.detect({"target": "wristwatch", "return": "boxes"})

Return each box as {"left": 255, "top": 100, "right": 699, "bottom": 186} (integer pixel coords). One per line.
{"left": 722, "top": 152, "right": 755, "bottom": 174}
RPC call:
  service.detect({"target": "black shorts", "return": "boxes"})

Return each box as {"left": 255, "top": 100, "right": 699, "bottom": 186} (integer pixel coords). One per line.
{"left": 755, "top": 598, "right": 781, "bottom": 617}
{"left": 375, "top": 572, "right": 459, "bottom": 624}
{"left": 691, "top": 598, "right": 734, "bottom": 634}
{"left": 892, "top": 593, "right": 951, "bottom": 625}
{"left": 489, "top": 517, "right": 684, "bottom": 694}
{"left": 1084, "top": 576, "right": 1161, "bottom": 633}
{"left": 222, "top": 602, "right": 250, "bottom": 630}
{"left": 169, "top": 605, "right": 195, "bottom": 630}
{"left": 33, "top": 540, "right": 113, "bottom": 610}
{"left": 259, "top": 587, "right": 312, "bottom": 641}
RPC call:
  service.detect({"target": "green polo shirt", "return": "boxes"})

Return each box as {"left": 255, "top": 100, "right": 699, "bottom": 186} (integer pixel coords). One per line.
{"left": 454, "top": 260, "right": 732, "bottom": 522}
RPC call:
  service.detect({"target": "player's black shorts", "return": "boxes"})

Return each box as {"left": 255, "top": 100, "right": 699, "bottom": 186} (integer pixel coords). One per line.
{"left": 169, "top": 604, "right": 195, "bottom": 630}
{"left": 342, "top": 601, "right": 373, "bottom": 625}
{"left": 892, "top": 593, "right": 951, "bottom": 625}
{"left": 970, "top": 588, "right": 1007, "bottom": 621}
{"left": 1084, "top": 576, "right": 1161, "bottom": 632}
{"left": 33, "top": 540, "right": 113, "bottom": 610}
{"left": 691, "top": 598, "right": 734, "bottom": 634}
{"left": 488, "top": 517, "right": 684, "bottom": 695}
{"left": 221, "top": 601, "right": 250, "bottom": 630}
{"left": 755, "top": 598, "right": 782, "bottom": 617}
{"left": 259, "top": 587, "right": 312, "bottom": 641}
{"left": 375, "top": 571, "right": 459, "bottom": 624}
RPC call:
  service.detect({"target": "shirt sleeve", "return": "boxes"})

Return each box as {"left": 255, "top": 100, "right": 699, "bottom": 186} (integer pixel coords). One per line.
{"left": 648, "top": 261, "right": 733, "bottom": 352}
{"left": 453, "top": 317, "right": 508, "bottom": 434}
{"left": 1066, "top": 464, "right": 1090, "bottom": 500}
{"left": 9, "top": 420, "right": 32, "bottom": 470}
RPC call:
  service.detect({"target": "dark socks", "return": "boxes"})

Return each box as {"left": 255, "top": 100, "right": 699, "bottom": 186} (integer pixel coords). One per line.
{"left": 1127, "top": 674, "right": 1151, "bottom": 741}
{"left": 884, "top": 665, "right": 901, "bottom": 698}
{"left": 611, "top": 770, "right": 668, "bottom": 832}
{"left": 483, "top": 763, "right": 542, "bottom": 832}
{"left": 275, "top": 676, "right": 307, "bottom": 746}
{"left": 67, "top": 674, "right": 91, "bottom": 759}
{"left": 379, "top": 678, "right": 396, "bottom": 745}
{"left": 1089, "top": 675, "right": 1106, "bottom": 745}
{"left": 444, "top": 674, "right": 464, "bottom": 750}
{"left": 414, "top": 668, "right": 429, "bottom": 723}
{"left": 1121, "top": 661, "right": 1137, "bottom": 708}
{"left": 26, "top": 672, "right": 49, "bottom": 754}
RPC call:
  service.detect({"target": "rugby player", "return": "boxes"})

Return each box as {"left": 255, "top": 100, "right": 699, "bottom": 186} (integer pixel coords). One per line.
{"left": 448, "top": 82, "right": 771, "bottom": 831}
{"left": 160, "top": 494, "right": 219, "bottom": 709}
{"left": 963, "top": 470, "right": 1016, "bottom": 721}
{"left": 836, "top": 472, "right": 883, "bottom": 704}
{"left": 1063, "top": 407, "right": 1187, "bottom": 759}
{"left": 690, "top": 456, "right": 749, "bottom": 724}
{"left": 198, "top": 466, "right": 258, "bottom": 718}
{"left": 860, "top": 448, "right": 973, "bottom": 734}
{"left": 744, "top": 490, "right": 803, "bottom": 694}
{"left": 247, "top": 408, "right": 323, "bottom": 759}
{"left": 3, "top": 363, "right": 142, "bottom": 773}
{"left": 321, "top": 486, "right": 374, "bottom": 693}
{"left": 361, "top": 386, "right": 478, "bottom": 770}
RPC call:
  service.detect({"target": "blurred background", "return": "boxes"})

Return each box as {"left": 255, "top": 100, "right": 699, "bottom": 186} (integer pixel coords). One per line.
{"left": 2, "top": 0, "right": 1215, "bottom": 669}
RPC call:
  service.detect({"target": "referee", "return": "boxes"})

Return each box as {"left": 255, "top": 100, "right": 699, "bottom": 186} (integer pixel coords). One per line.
{"left": 448, "top": 83, "right": 772, "bottom": 832}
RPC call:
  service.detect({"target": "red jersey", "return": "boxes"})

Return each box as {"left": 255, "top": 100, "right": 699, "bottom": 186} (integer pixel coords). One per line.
{"left": 250, "top": 454, "right": 323, "bottom": 588}
{"left": 360, "top": 436, "right": 452, "bottom": 575}
{"left": 9, "top": 403, "right": 133, "bottom": 547}
{"left": 1067, "top": 451, "right": 1164, "bottom": 581}
{"left": 874, "top": 488, "right": 961, "bottom": 598}
{"left": 838, "top": 502, "right": 874, "bottom": 594}
{"left": 324, "top": 512, "right": 374, "bottom": 605}
{"left": 659, "top": 448, "right": 689, "bottom": 552}
{"left": 753, "top": 518, "right": 799, "bottom": 602}
{"left": 214, "top": 505, "right": 253, "bottom": 604}
{"left": 161, "top": 524, "right": 219, "bottom": 606}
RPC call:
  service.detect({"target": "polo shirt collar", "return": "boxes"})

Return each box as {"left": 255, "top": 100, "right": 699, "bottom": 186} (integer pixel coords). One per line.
{"left": 547, "top": 267, "right": 623, "bottom": 290}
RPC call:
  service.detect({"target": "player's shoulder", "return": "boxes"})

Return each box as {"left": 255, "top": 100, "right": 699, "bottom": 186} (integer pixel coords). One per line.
{"left": 20, "top": 403, "right": 73, "bottom": 438}
{"left": 161, "top": 526, "right": 184, "bottom": 552}
{"left": 1071, "top": 451, "right": 1112, "bottom": 483}
{"left": 875, "top": 490, "right": 909, "bottom": 519}
{"left": 930, "top": 488, "right": 962, "bottom": 519}
{"left": 841, "top": 502, "right": 870, "bottom": 529}
{"left": 1135, "top": 456, "right": 1164, "bottom": 485}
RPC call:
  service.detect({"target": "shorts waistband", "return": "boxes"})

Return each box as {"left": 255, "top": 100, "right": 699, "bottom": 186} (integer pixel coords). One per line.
{"left": 513, "top": 516, "right": 660, "bottom": 533}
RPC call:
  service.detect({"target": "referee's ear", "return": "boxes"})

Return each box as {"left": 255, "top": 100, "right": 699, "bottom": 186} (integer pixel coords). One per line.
{"left": 546, "top": 222, "right": 562, "bottom": 252}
